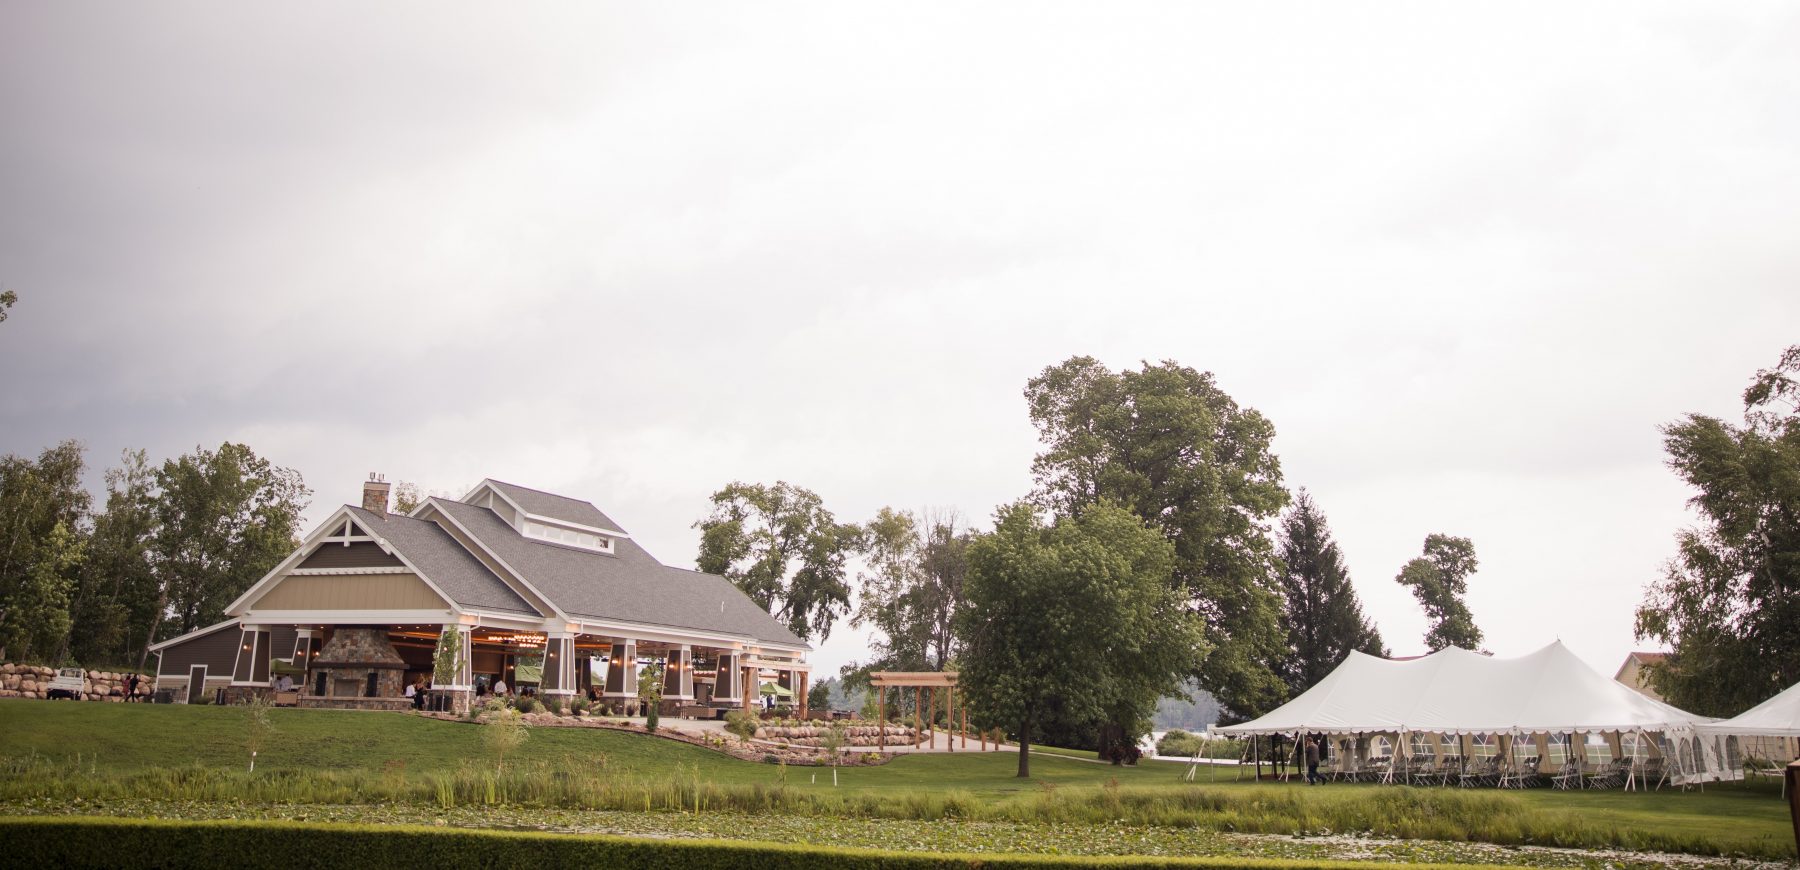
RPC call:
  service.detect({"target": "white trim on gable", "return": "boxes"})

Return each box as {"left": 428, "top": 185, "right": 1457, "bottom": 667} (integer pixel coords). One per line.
{"left": 519, "top": 512, "right": 630, "bottom": 540}
{"left": 456, "top": 480, "right": 632, "bottom": 539}
{"left": 226, "top": 504, "right": 467, "bottom": 619}
{"left": 148, "top": 616, "right": 243, "bottom": 653}
{"left": 223, "top": 506, "right": 363, "bottom": 615}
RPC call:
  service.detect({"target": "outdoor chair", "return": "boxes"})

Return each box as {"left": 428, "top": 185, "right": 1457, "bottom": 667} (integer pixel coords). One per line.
{"left": 1500, "top": 755, "right": 1539, "bottom": 789}
{"left": 1551, "top": 759, "right": 1583, "bottom": 790}
{"left": 1584, "top": 758, "right": 1627, "bottom": 789}
{"left": 1438, "top": 753, "right": 1465, "bottom": 786}
{"left": 1459, "top": 754, "right": 1501, "bottom": 788}
{"left": 1364, "top": 754, "right": 1392, "bottom": 783}
{"left": 1408, "top": 754, "right": 1438, "bottom": 786}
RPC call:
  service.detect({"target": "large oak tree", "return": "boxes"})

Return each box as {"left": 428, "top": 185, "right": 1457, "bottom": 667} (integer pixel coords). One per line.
{"left": 1025, "top": 357, "right": 1289, "bottom": 720}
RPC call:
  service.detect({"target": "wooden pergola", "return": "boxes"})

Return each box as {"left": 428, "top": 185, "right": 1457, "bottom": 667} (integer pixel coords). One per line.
{"left": 870, "top": 671, "right": 988, "bottom": 752}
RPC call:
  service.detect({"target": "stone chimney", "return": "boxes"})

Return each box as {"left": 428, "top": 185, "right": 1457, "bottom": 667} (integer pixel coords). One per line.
{"left": 362, "top": 473, "right": 391, "bottom": 515}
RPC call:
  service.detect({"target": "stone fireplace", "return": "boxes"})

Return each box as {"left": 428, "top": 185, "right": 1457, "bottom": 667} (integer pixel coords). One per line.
{"left": 299, "top": 627, "right": 411, "bottom": 711}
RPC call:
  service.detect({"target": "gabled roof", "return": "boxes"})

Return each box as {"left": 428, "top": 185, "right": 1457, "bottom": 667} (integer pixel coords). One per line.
{"left": 347, "top": 507, "right": 538, "bottom": 617}
{"left": 483, "top": 479, "right": 628, "bottom": 534}
{"left": 1218, "top": 642, "right": 1707, "bottom": 735}
{"left": 431, "top": 497, "right": 805, "bottom": 648}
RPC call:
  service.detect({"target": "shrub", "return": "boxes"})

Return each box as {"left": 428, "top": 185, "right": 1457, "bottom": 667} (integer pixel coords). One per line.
{"left": 569, "top": 697, "right": 588, "bottom": 716}
{"left": 1156, "top": 730, "right": 1196, "bottom": 757}
{"left": 723, "top": 710, "right": 758, "bottom": 741}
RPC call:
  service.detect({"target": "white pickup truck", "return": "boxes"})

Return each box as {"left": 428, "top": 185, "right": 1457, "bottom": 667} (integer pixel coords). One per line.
{"left": 45, "top": 667, "right": 85, "bottom": 700}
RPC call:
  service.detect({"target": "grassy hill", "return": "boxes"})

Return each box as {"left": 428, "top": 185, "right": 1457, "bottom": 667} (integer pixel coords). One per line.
{"left": 0, "top": 700, "right": 1791, "bottom": 861}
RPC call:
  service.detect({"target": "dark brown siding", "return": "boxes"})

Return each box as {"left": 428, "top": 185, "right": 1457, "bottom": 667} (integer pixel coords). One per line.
{"left": 271, "top": 625, "right": 297, "bottom": 660}
{"left": 158, "top": 625, "right": 243, "bottom": 677}
{"left": 298, "top": 542, "right": 404, "bottom": 570}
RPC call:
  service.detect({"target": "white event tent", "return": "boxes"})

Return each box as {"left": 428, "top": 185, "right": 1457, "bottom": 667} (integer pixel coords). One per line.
{"left": 1216, "top": 641, "right": 1735, "bottom": 786}
{"left": 1700, "top": 680, "right": 1800, "bottom": 738}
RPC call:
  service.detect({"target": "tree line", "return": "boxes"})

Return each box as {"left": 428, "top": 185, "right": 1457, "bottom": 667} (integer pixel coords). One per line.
{"left": 0, "top": 441, "right": 308, "bottom": 671}
{"left": 696, "top": 356, "right": 1488, "bottom": 774}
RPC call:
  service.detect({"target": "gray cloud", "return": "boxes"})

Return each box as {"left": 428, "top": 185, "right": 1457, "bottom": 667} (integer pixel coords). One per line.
{"left": 3, "top": 1, "right": 1797, "bottom": 680}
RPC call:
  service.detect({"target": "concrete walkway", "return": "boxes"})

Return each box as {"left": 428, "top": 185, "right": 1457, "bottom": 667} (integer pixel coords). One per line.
{"left": 651, "top": 716, "right": 1014, "bottom": 755}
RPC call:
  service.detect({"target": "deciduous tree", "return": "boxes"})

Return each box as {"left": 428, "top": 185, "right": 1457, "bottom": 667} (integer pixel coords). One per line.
{"left": 1637, "top": 345, "right": 1800, "bottom": 715}
{"left": 695, "top": 481, "right": 861, "bottom": 642}
{"left": 1394, "top": 534, "right": 1482, "bottom": 652}
{"left": 1025, "top": 357, "right": 1288, "bottom": 720}
{"left": 0, "top": 440, "right": 90, "bottom": 662}
{"left": 1277, "top": 490, "right": 1386, "bottom": 692}
{"left": 138, "top": 443, "right": 309, "bottom": 668}
{"left": 63, "top": 449, "right": 159, "bottom": 665}
{"left": 958, "top": 501, "right": 1206, "bottom": 778}
{"left": 847, "top": 506, "right": 971, "bottom": 679}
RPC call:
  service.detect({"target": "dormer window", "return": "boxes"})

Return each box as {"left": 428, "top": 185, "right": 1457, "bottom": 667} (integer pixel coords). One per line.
{"left": 523, "top": 520, "right": 614, "bottom": 554}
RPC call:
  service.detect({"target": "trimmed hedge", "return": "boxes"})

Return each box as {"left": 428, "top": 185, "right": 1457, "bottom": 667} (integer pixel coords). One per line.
{"left": 0, "top": 816, "right": 1515, "bottom": 869}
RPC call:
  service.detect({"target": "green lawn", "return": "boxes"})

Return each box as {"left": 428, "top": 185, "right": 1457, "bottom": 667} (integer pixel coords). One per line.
{"left": 0, "top": 700, "right": 1790, "bottom": 861}
{"left": 0, "top": 701, "right": 1156, "bottom": 793}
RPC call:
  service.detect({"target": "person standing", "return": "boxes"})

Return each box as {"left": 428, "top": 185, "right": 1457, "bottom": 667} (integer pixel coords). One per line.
{"left": 125, "top": 673, "right": 140, "bottom": 703}
{"left": 1304, "top": 736, "right": 1322, "bottom": 785}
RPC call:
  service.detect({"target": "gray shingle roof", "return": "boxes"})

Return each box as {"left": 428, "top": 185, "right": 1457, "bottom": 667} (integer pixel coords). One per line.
{"left": 431, "top": 498, "right": 805, "bottom": 649}
{"left": 347, "top": 506, "right": 539, "bottom": 617}
{"left": 487, "top": 480, "right": 627, "bottom": 533}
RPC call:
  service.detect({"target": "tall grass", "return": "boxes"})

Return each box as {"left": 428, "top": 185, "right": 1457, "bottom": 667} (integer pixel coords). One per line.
{"left": 0, "top": 754, "right": 1784, "bottom": 860}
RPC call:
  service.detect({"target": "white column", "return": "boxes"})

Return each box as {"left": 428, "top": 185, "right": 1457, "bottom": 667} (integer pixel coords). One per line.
{"left": 433, "top": 624, "right": 474, "bottom": 690}
{"left": 230, "top": 624, "right": 265, "bottom": 686}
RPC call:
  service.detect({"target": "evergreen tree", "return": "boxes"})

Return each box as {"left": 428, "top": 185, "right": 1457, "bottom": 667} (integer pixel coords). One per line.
{"left": 1276, "top": 490, "right": 1386, "bottom": 693}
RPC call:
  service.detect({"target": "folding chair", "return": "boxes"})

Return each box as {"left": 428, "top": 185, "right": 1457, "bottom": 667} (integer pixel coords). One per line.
{"left": 1459, "top": 754, "right": 1500, "bottom": 787}
{"left": 1551, "top": 758, "right": 1583, "bottom": 790}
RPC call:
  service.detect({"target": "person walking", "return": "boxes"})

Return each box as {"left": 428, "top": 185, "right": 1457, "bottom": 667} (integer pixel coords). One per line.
{"left": 1304, "top": 736, "right": 1322, "bottom": 785}
{"left": 125, "top": 673, "right": 140, "bottom": 703}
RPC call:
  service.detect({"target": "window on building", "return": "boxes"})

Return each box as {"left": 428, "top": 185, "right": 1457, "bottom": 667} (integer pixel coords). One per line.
{"left": 522, "top": 521, "right": 613, "bottom": 554}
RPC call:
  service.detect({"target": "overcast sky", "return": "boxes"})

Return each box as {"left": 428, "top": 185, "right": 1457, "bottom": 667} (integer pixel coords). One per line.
{"left": 3, "top": 2, "right": 1797, "bottom": 687}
